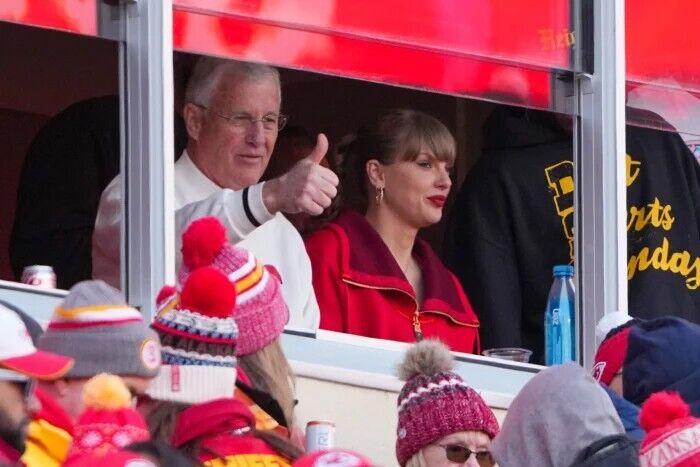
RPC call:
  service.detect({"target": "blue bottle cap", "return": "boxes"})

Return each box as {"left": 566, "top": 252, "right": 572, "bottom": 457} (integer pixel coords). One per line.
{"left": 553, "top": 265, "right": 574, "bottom": 277}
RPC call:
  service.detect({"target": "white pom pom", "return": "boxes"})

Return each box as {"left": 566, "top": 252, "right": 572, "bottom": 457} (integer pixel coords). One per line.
{"left": 596, "top": 311, "right": 634, "bottom": 341}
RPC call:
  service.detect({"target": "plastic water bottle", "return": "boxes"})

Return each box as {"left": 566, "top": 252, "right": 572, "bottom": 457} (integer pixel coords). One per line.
{"left": 545, "top": 265, "right": 576, "bottom": 365}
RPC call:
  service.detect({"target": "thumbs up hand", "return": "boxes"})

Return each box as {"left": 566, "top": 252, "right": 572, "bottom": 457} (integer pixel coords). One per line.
{"left": 262, "top": 133, "right": 339, "bottom": 215}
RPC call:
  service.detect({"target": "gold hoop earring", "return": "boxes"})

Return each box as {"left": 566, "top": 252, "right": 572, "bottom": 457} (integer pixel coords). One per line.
{"left": 375, "top": 186, "right": 384, "bottom": 205}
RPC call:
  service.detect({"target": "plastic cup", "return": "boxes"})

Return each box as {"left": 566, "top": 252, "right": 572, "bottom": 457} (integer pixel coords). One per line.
{"left": 482, "top": 347, "right": 533, "bottom": 363}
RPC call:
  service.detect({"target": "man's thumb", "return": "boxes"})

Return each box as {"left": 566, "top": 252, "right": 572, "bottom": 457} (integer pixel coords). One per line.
{"left": 306, "top": 133, "right": 329, "bottom": 165}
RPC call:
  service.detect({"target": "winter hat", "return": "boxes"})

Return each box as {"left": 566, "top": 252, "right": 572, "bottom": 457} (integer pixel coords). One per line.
{"left": 294, "top": 449, "right": 374, "bottom": 467}
{"left": 639, "top": 391, "right": 700, "bottom": 467}
{"left": 64, "top": 374, "right": 151, "bottom": 465}
{"left": 592, "top": 319, "right": 639, "bottom": 386}
{"left": 491, "top": 363, "right": 624, "bottom": 467}
{"left": 0, "top": 299, "right": 44, "bottom": 344}
{"left": 37, "top": 280, "right": 161, "bottom": 378}
{"left": 178, "top": 217, "right": 288, "bottom": 356}
{"left": 148, "top": 266, "right": 239, "bottom": 404}
{"left": 395, "top": 340, "right": 499, "bottom": 467}
{"left": 624, "top": 317, "right": 700, "bottom": 415}
{"left": 0, "top": 305, "right": 73, "bottom": 381}
{"left": 66, "top": 451, "right": 157, "bottom": 467}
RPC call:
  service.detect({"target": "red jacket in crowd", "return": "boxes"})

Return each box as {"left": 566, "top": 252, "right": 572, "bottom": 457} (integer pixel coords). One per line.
{"left": 172, "top": 398, "right": 292, "bottom": 466}
{"left": 305, "top": 210, "right": 480, "bottom": 354}
{"left": 0, "top": 438, "right": 20, "bottom": 464}
{"left": 22, "top": 387, "right": 75, "bottom": 467}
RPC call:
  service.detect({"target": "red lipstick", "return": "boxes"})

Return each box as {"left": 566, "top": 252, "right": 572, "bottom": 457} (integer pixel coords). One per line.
{"left": 428, "top": 195, "right": 446, "bottom": 207}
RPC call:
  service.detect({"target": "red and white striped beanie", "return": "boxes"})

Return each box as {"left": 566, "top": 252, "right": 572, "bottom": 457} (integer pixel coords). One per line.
{"left": 176, "top": 217, "right": 288, "bottom": 356}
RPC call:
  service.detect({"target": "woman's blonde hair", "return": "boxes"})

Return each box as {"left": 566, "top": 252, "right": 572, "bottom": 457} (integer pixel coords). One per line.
{"left": 238, "top": 338, "right": 296, "bottom": 429}
{"left": 405, "top": 449, "right": 428, "bottom": 467}
{"left": 321, "top": 109, "right": 456, "bottom": 223}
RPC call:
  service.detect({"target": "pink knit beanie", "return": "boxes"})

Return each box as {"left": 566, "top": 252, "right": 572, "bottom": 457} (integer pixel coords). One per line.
{"left": 177, "top": 217, "right": 288, "bottom": 356}
{"left": 395, "top": 340, "right": 499, "bottom": 467}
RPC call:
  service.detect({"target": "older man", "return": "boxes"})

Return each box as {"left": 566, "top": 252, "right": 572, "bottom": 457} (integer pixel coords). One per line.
{"left": 93, "top": 58, "right": 337, "bottom": 329}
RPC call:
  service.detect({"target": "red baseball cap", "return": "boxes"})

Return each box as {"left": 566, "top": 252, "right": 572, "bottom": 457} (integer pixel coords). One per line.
{"left": 592, "top": 326, "right": 633, "bottom": 386}
{"left": 0, "top": 307, "right": 74, "bottom": 380}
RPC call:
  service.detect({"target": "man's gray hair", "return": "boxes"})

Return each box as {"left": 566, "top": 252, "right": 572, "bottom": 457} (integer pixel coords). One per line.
{"left": 184, "top": 57, "right": 281, "bottom": 107}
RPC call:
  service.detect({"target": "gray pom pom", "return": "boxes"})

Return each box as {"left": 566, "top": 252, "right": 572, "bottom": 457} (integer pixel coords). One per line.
{"left": 398, "top": 339, "right": 454, "bottom": 381}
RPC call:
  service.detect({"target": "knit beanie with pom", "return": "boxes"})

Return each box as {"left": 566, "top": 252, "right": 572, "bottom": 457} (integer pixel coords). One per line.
{"left": 639, "top": 391, "right": 700, "bottom": 467}
{"left": 63, "top": 374, "right": 150, "bottom": 465}
{"left": 148, "top": 266, "right": 239, "bottom": 404}
{"left": 177, "top": 216, "right": 288, "bottom": 356}
{"left": 395, "top": 340, "right": 499, "bottom": 467}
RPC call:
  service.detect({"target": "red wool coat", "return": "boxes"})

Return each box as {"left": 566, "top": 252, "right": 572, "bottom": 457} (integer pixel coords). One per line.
{"left": 305, "top": 210, "right": 480, "bottom": 354}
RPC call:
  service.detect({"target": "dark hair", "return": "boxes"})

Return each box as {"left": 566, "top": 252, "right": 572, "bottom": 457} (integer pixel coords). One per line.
{"left": 145, "top": 400, "right": 190, "bottom": 443}
{"left": 326, "top": 109, "right": 456, "bottom": 221}
{"left": 126, "top": 440, "right": 197, "bottom": 467}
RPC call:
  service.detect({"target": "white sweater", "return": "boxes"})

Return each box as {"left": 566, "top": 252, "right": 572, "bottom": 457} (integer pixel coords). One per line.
{"left": 92, "top": 150, "right": 320, "bottom": 330}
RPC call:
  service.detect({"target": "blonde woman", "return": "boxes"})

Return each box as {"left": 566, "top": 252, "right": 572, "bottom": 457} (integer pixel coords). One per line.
{"left": 305, "top": 109, "right": 480, "bottom": 353}
{"left": 396, "top": 340, "right": 499, "bottom": 467}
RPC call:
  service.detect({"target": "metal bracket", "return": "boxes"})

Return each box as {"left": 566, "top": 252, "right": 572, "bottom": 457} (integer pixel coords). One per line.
{"left": 551, "top": 70, "right": 578, "bottom": 116}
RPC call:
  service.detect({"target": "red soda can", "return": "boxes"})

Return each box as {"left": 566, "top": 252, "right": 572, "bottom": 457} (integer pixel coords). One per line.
{"left": 21, "top": 265, "right": 56, "bottom": 288}
{"left": 305, "top": 420, "right": 335, "bottom": 452}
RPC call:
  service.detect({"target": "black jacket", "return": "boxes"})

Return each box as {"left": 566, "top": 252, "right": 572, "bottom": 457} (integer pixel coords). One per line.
{"left": 444, "top": 107, "right": 700, "bottom": 362}
{"left": 10, "top": 96, "right": 187, "bottom": 289}
{"left": 570, "top": 435, "right": 639, "bottom": 467}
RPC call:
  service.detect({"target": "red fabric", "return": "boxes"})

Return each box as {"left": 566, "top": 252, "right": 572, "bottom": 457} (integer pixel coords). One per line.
{"left": 236, "top": 366, "right": 252, "bottom": 387}
{"left": 181, "top": 216, "right": 227, "bottom": 269}
{"left": 294, "top": 449, "right": 373, "bottom": 467}
{"left": 592, "top": 326, "right": 633, "bottom": 386}
{"left": 65, "top": 406, "right": 149, "bottom": 462}
{"left": 0, "top": 349, "right": 73, "bottom": 381}
{"left": 33, "top": 387, "right": 74, "bottom": 435}
{"left": 179, "top": 267, "right": 237, "bottom": 319}
{"left": 172, "top": 398, "right": 290, "bottom": 465}
{"left": 305, "top": 211, "right": 480, "bottom": 354}
{"left": 640, "top": 392, "right": 700, "bottom": 467}
{"left": 0, "top": 438, "right": 20, "bottom": 463}
{"left": 172, "top": 398, "right": 255, "bottom": 448}
{"left": 65, "top": 451, "right": 154, "bottom": 467}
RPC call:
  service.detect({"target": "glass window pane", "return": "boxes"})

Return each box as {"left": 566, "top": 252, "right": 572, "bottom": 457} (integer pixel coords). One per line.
{"left": 1, "top": 21, "right": 118, "bottom": 290}
{"left": 173, "top": 0, "right": 579, "bottom": 111}
{"left": 626, "top": 0, "right": 700, "bottom": 140}
{"left": 0, "top": 0, "right": 98, "bottom": 36}
{"left": 624, "top": 0, "right": 700, "bottom": 326}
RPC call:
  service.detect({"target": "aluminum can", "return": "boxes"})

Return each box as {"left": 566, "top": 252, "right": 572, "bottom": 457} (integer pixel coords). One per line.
{"left": 305, "top": 420, "right": 335, "bottom": 452}
{"left": 21, "top": 265, "right": 56, "bottom": 288}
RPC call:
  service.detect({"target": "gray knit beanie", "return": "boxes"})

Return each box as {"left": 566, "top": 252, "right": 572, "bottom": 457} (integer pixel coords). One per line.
{"left": 37, "top": 280, "right": 161, "bottom": 378}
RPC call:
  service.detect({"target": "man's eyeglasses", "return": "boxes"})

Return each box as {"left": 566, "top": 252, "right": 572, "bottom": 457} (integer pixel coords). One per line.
{"left": 196, "top": 104, "right": 288, "bottom": 132}
{"left": 435, "top": 444, "right": 495, "bottom": 466}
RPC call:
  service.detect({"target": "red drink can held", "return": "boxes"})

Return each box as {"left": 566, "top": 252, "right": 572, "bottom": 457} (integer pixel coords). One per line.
{"left": 305, "top": 420, "right": 335, "bottom": 452}
{"left": 21, "top": 265, "right": 56, "bottom": 288}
